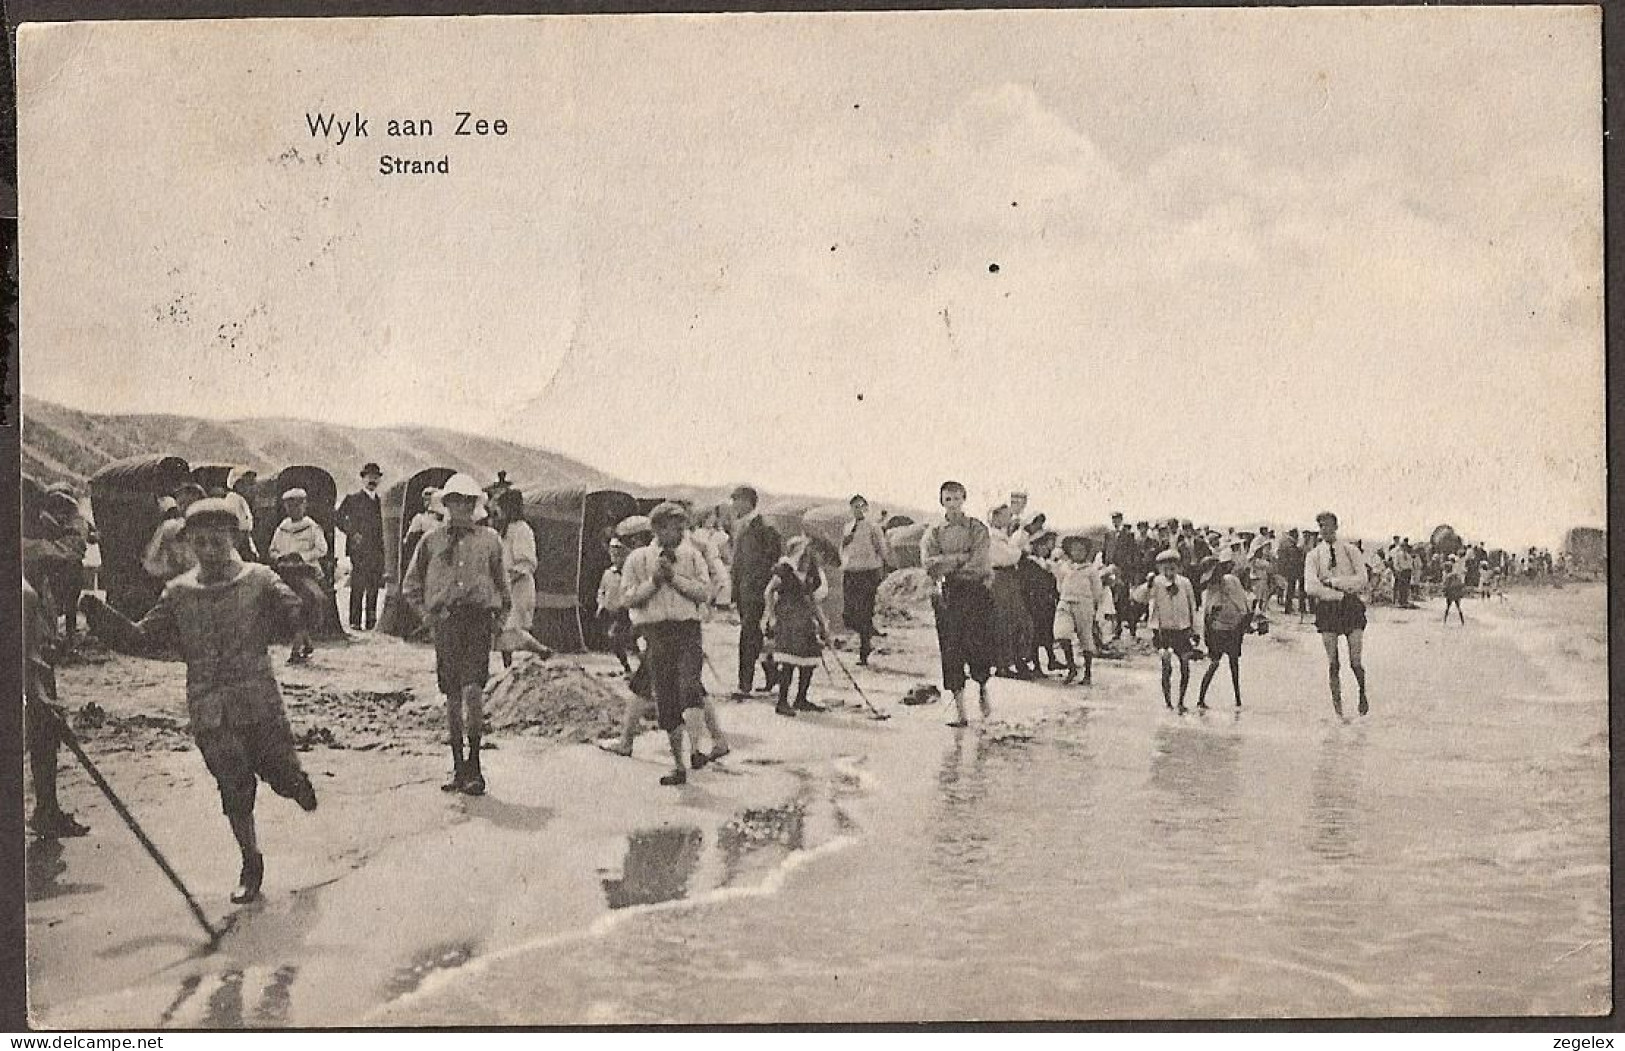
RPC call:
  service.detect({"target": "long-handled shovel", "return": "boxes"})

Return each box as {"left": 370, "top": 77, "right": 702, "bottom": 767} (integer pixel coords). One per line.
{"left": 43, "top": 705, "right": 223, "bottom": 948}
{"left": 819, "top": 650, "right": 890, "bottom": 721}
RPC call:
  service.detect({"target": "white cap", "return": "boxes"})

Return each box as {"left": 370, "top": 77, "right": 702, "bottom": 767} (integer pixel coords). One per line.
{"left": 282, "top": 487, "right": 308, "bottom": 501}
{"left": 440, "top": 473, "right": 484, "bottom": 500}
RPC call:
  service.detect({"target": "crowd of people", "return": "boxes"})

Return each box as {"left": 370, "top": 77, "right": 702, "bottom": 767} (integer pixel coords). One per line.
{"left": 19, "top": 461, "right": 1582, "bottom": 906}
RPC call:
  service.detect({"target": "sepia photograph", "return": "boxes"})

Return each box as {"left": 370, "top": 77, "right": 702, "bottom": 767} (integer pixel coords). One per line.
{"left": 11, "top": 6, "right": 1610, "bottom": 1027}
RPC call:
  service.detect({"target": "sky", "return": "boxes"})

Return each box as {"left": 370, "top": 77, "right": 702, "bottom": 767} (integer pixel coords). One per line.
{"left": 17, "top": 8, "right": 1604, "bottom": 548}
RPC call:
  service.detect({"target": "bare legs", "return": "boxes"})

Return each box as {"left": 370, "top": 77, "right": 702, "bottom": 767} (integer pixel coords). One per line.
{"left": 1321, "top": 630, "right": 1368, "bottom": 717}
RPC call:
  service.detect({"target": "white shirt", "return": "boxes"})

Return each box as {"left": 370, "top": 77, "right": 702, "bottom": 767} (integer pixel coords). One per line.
{"left": 1304, "top": 539, "right": 1369, "bottom": 602}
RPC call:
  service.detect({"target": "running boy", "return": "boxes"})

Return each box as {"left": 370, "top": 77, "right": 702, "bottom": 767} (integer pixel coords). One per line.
{"left": 83, "top": 499, "right": 318, "bottom": 904}
{"left": 402, "top": 473, "right": 511, "bottom": 796}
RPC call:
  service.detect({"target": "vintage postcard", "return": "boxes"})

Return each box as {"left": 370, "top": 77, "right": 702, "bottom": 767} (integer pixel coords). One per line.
{"left": 13, "top": 8, "right": 1608, "bottom": 1027}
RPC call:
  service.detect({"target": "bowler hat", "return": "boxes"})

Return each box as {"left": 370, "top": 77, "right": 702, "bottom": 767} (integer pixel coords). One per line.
{"left": 360, "top": 462, "right": 383, "bottom": 478}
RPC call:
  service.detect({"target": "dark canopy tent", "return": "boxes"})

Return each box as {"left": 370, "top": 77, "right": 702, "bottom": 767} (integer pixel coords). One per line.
{"left": 21, "top": 475, "right": 46, "bottom": 536}
{"left": 190, "top": 464, "right": 237, "bottom": 498}
{"left": 377, "top": 466, "right": 456, "bottom": 640}
{"left": 259, "top": 465, "right": 346, "bottom": 640}
{"left": 88, "top": 454, "right": 193, "bottom": 619}
{"left": 524, "top": 487, "right": 640, "bottom": 652}
{"left": 385, "top": 466, "right": 457, "bottom": 581}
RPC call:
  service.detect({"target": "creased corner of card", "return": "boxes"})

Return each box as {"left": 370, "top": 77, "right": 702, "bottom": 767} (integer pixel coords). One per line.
{"left": 15, "top": 21, "right": 101, "bottom": 113}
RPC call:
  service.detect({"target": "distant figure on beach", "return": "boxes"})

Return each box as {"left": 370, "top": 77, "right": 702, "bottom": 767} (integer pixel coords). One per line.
{"left": 988, "top": 504, "right": 1035, "bottom": 680}
{"left": 1277, "top": 528, "right": 1306, "bottom": 614}
{"left": 402, "top": 486, "right": 444, "bottom": 570}
{"left": 1019, "top": 530, "right": 1061, "bottom": 675}
{"left": 840, "top": 494, "right": 890, "bottom": 667}
{"left": 268, "top": 488, "right": 328, "bottom": 665}
{"left": 920, "top": 480, "right": 996, "bottom": 728}
{"left": 1141, "top": 548, "right": 1197, "bottom": 711}
{"left": 1303, "top": 510, "right": 1370, "bottom": 718}
{"left": 225, "top": 468, "right": 260, "bottom": 562}
{"left": 1442, "top": 556, "right": 1467, "bottom": 625}
{"left": 765, "top": 536, "right": 831, "bottom": 717}
{"left": 728, "top": 485, "right": 783, "bottom": 699}
{"left": 403, "top": 473, "right": 510, "bottom": 796}
{"left": 1053, "top": 535, "right": 1103, "bottom": 686}
{"left": 1197, "top": 556, "right": 1254, "bottom": 709}
{"left": 489, "top": 488, "right": 554, "bottom": 667}
{"left": 336, "top": 462, "right": 386, "bottom": 631}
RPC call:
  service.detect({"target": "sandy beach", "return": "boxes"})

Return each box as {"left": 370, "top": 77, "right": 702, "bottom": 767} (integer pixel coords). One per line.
{"left": 24, "top": 580, "right": 1610, "bottom": 1026}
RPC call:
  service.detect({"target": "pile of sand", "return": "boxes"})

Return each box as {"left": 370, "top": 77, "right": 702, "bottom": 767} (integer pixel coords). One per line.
{"left": 482, "top": 659, "right": 630, "bottom": 743}
{"left": 877, "top": 568, "right": 936, "bottom": 619}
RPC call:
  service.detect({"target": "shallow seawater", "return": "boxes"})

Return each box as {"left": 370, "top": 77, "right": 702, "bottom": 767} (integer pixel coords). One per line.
{"left": 380, "top": 599, "right": 1610, "bottom": 1024}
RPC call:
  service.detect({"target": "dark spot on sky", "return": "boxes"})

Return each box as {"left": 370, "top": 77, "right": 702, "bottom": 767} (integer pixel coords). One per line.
{"left": 1012, "top": 201, "right": 1019, "bottom": 207}
{"left": 853, "top": 103, "right": 861, "bottom": 110}
{"left": 831, "top": 245, "right": 838, "bottom": 252}
{"left": 856, "top": 393, "right": 864, "bottom": 401}
{"left": 988, "top": 263, "right": 1001, "bottom": 274}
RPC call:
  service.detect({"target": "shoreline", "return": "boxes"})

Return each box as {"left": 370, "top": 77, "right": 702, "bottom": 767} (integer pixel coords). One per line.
{"left": 26, "top": 582, "right": 1609, "bottom": 1026}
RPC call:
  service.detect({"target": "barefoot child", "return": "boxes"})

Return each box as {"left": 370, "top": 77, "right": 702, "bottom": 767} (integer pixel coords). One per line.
{"left": 764, "top": 536, "right": 831, "bottom": 717}
{"left": 402, "top": 474, "right": 511, "bottom": 796}
{"left": 1443, "top": 556, "right": 1467, "bottom": 625}
{"left": 1197, "top": 557, "right": 1254, "bottom": 709}
{"left": 1053, "top": 535, "right": 1104, "bottom": 685}
{"left": 1141, "top": 549, "right": 1198, "bottom": 710}
{"left": 83, "top": 499, "right": 318, "bottom": 904}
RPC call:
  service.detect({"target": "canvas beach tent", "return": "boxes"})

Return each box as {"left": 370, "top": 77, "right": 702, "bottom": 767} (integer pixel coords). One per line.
{"left": 522, "top": 487, "right": 641, "bottom": 652}
{"left": 376, "top": 466, "right": 456, "bottom": 639}
{"left": 88, "top": 454, "right": 193, "bottom": 618}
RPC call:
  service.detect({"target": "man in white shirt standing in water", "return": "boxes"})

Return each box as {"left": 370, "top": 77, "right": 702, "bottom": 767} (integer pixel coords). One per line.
{"left": 1303, "top": 510, "right": 1371, "bottom": 719}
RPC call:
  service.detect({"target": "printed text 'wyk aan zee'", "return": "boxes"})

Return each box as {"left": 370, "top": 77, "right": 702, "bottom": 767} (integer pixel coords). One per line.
{"left": 305, "top": 111, "right": 510, "bottom": 175}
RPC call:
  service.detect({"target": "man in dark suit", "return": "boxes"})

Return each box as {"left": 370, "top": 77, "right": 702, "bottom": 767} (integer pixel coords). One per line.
{"left": 728, "top": 485, "right": 782, "bottom": 699}
{"left": 337, "top": 462, "right": 387, "bottom": 630}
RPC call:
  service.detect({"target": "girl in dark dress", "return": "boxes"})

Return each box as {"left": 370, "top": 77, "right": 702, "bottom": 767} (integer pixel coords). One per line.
{"left": 764, "top": 537, "right": 831, "bottom": 718}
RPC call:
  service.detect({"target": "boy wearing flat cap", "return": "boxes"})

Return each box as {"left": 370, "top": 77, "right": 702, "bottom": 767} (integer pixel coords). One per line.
{"left": 618, "top": 502, "right": 724, "bottom": 785}
{"left": 402, "top": 473, "right": 510, "bottom": 796}
{"left": 83, "top": 498, "right": 318, "bottom": 905}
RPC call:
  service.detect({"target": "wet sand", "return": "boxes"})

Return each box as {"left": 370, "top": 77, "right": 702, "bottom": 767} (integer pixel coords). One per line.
{"left": 26, "top": 584, "right": 1610, "bottom": 1025}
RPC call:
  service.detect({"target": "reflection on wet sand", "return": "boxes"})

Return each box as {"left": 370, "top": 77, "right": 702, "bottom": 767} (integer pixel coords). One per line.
{"left": 601, "top": 827, "right": 705, "bottom": 910}
{"left": 1147, "top": 724, "right": 1243, "bottom": 845}
{"left": 1307, "top": 727, "right": 1368, "bottom": 864}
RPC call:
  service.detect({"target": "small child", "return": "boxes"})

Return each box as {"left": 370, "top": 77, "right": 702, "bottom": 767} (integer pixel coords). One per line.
{"left": 764, "top": 537, "right": 831, "bottom": 717}
{"left": 1052, "top": 535, "right": 1103, "bottom": 685}
{"left": 1443, "top": 557, "right": 1467, "bottom": 625}
{"left": 1138, "top": 549, "right": 1198, "bottom": 711}
{"left": 1197, "top": 558, "right": 1254, "bottom": 709}
{"left": 268, "top": 488, "right": 329, "bottom": 663}
{"left": 84, "top": 499, "right": 318, "bottom": 904}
